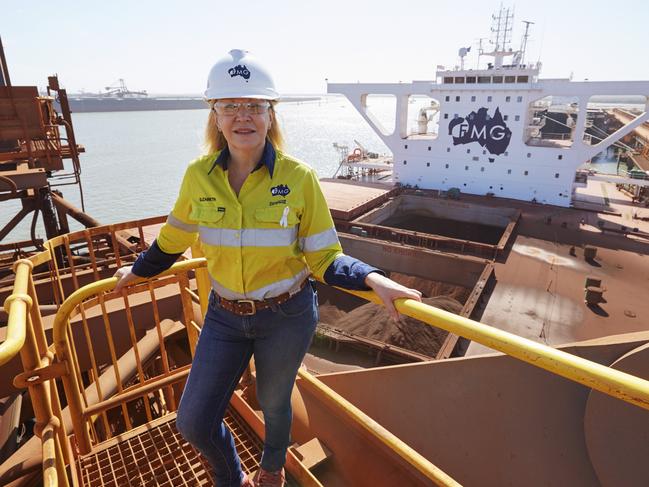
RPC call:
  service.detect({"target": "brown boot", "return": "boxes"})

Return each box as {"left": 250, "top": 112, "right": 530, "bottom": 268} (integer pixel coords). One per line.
{"left": 253, "top": 467, "right": 285, "bottom": 487}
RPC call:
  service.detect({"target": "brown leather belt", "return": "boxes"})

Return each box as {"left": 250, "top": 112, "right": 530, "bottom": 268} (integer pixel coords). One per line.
{"left": 214, "top": 279, "right": 308, "bottom": 316}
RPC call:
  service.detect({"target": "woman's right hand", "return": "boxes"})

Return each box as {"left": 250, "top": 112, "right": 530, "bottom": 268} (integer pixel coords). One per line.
{"left": 113, "top": 266, "right": 139, "bottom": 293}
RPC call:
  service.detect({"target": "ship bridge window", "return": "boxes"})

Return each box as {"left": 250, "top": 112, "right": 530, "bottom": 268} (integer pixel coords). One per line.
{"left": 505, "top": 96, "right": 511, "bottom": 102}
{"left": 493, "top": 76, "right": 503, "bottom": 83}
{"left": 444, "top": 113, "right": 449, "bottom": 119}
{"left": 445, "top": 95, "right": 450, "bottom": 101}
{"left": 558, "top": 154, "right": 563, "bottom": 160}
{"left": 455, "top": 96, "right": 460, "bottom": 102}
{"left": 517, "top": 75, "right": 529, "bottom": 83}
{"left": 555, "top": 173, "right": 560, "bottom": 178}
{"left": 406, "top": 94, "right": 440, "bottom": 140}
{"left": 487, "top": 96, "right": 492, "bottom": 102}
{"left": 517, "top": 96, "right": 523, "bottom": 102}
{"left": 504, "top": 115, "right": 509, "bottom": 121}
{"left": 515, "top": 115, "right": 520, "bottom": 121}
{"left": 466, "top": 76, "right": 476, "bottom": 83}
{"left": 478, "top": 76, "right": 491, "bottom": 84}
{"left": 444, "top": 77, "right": 454, "bottom": 84}
{"left": 471, "top": 96, "right": 476, "bottom": 102}
{"left": 454, "top": 77, "right": 465, "bottom": 83}
{"left": 505, "top": 75, "right": 516, "bottom": 83}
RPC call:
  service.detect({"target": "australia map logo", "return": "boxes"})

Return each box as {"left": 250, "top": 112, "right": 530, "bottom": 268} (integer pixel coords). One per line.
{"left": 448, "top": 107, "right": 512, "bottom": 155}
{"left": 228, "top": 64, "right": 250, "bottom": 81}
{"left": 271, "top": 184, "right": 290, "bottom": 197}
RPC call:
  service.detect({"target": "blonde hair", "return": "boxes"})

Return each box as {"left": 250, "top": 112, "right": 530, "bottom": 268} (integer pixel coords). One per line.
{"left": 203, "top": 100, "right": 285, "bottom": 154}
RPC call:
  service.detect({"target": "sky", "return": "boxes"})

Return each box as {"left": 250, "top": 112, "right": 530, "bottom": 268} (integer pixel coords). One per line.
{"left": 2, "top": 0, "right": 648, "bottom": 95}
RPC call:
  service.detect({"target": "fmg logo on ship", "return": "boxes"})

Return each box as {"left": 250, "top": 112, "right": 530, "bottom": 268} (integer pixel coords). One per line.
{"left": 448, "top": 107, "right": 512, "bottom": 155}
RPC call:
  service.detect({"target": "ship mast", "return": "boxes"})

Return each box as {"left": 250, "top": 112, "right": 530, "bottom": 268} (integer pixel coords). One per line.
{"left": 483, "top": 5, "right": 517, "bottom": 68}
{"left": 519, "top": 20, "right": 535, "bottom": 65}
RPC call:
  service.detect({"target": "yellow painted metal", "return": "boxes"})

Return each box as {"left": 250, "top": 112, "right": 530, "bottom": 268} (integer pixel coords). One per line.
{"left": 344, "top": 289, "right": 649, "bottom": 411}
{"left": 11, "top": 228, "right": 649, "bottom": 486}
{"left": 298, "top": 368, "right": 461, "bottom": 486}
{"left": 0, "top": 261, "right": 32, "bottom": 366}
{"left": 191, "top": 242, "right": 211, "bottom": 317}
{"left": 3, "top": 259, "right": 70, "bottom": 486}
{"left": 51, "top": 257, "right": 207, "bottom": 455}
{"left": 51, "top": 258, "right": 207, "bottom": 345}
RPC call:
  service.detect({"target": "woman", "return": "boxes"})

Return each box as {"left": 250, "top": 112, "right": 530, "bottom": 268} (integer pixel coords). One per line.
{"left": 114, "top": 49, "right": 422, "bottom": 487}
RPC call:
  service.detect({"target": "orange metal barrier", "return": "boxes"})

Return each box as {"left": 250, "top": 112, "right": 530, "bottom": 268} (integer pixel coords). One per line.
{"left": 4, "top": 217, "right": 649, "bottom": 485}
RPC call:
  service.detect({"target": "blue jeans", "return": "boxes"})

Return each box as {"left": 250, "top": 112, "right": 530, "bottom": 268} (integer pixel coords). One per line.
{"left": 176, "top": 281, "right": 319, "bottom": 487}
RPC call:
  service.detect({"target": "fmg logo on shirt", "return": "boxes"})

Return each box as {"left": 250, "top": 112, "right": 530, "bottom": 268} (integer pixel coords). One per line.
{"left": 448, "top": 107, "right": 512, "bottom": 155}
{"left": 271, "top": 184, "right": 290, "bottom": 197}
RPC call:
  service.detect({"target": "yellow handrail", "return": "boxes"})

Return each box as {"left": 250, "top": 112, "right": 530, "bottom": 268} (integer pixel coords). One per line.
{"left": 1, "top": 261, "right": 32, "bottom": 366}
{"left": 7, "top": 231, "right": 649, "bottom": 487}
{"left": 344, "top": 288, "right": 649, "bottom": 411}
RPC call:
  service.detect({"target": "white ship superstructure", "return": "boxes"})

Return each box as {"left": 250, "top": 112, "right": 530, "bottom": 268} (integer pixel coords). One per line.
{"left": 328, "top": 8, "right": 649, "bottom": 207}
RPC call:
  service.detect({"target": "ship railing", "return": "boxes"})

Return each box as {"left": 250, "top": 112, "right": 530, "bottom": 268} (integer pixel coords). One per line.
{"left": 540, "top": 132, "right": 572, "bottom": 140}
{"left": 0, "top": 216, "right": 169, "bottom": 486}
{"left": 4, "top": 220, "right": 649, "bottom": 485}
{"left": 618, "top": 167, "right": 649, "bottom": 180}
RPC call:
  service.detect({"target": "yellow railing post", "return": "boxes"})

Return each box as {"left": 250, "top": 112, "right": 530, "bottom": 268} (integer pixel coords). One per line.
{"left": 4, "top": 260, "right": 70, "bottom": 487}
{"left": 190, "top": 242, "right": 210, "bottom": 317}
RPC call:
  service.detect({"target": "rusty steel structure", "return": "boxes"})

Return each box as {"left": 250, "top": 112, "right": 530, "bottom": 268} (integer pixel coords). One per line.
{"left": 0, "top": 36, "right": 98, "bottom": 274}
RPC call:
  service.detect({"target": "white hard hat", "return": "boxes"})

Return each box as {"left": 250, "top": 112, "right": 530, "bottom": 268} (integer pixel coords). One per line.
{"left": 204, "top": 49, "right": 279, "bottom": 100}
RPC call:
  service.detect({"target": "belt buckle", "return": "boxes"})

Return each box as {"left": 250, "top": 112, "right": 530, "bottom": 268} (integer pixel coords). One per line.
{"left": 237, "top": 299, "right": 256, "bottom": 316}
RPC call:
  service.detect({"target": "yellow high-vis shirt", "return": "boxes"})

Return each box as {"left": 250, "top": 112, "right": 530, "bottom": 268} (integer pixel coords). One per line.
{"left": 157, "top": 149, "right": 343, "bottom": 300}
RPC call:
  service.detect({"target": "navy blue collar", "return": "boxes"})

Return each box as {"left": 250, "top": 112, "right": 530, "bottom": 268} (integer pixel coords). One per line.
{"left": 207, "top": 140, "right": 276, "bottom": 178}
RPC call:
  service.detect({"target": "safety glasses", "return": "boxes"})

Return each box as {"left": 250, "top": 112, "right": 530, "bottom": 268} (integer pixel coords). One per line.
{"left": 213, "top": 101, "right": 271, "bottom": 116}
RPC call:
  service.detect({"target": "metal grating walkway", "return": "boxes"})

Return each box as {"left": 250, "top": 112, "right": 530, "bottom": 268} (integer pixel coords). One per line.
{"left": 76, "top": 408, "right": 267, "bottom": 486}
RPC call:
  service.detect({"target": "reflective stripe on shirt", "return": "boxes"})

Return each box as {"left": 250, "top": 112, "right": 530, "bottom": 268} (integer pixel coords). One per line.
{"left": 199, "top": 226, "right": 298, "bottom": 247}
{"left": 210, "top": 267, "right": 310, "bottom": 300}
{"left": 167, "top": 213, "right": 198, "bottom": 233}
{"left": 299, "top": 227, "right": 339, "bottom": 252}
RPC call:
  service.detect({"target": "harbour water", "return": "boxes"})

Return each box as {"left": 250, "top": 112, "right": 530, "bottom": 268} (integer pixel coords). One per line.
{"left": 0, "top": 96, "right": 640, "bottom": 242}
{"left": 2, "top": 96, "right": 390, "bottom": 241}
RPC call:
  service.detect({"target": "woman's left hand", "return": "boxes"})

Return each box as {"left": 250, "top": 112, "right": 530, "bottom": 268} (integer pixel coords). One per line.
{"left": 364, "top": 272, "right": 423, "bottom": 322}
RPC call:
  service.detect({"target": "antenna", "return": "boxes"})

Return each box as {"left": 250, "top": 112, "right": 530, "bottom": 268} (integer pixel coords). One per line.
{"left": 475, "top": 37, "right": 487, "bottom": 69}
{"left": 490, "top": 5, "right": 514, "bottom": 52}
{"left": 486, "top": 5, "right": 515, "bottom": 68}
{"left": 520, "top": 20, "right": 535, "bottom": 65}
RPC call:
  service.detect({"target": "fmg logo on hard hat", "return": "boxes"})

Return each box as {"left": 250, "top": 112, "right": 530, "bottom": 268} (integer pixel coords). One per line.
{"left": 228, "top": 64, "right": 251, "bottom": 81}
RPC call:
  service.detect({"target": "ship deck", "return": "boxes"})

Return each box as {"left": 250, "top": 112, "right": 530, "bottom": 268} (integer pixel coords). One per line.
{"left": 465, "top": 179, "right": 649, "bottom": 355}
{"left": 134, "top": 176, "right": 649, "bottom": 362}
{"left": 319, "top": 179, "right": 398, "bottom": 221}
